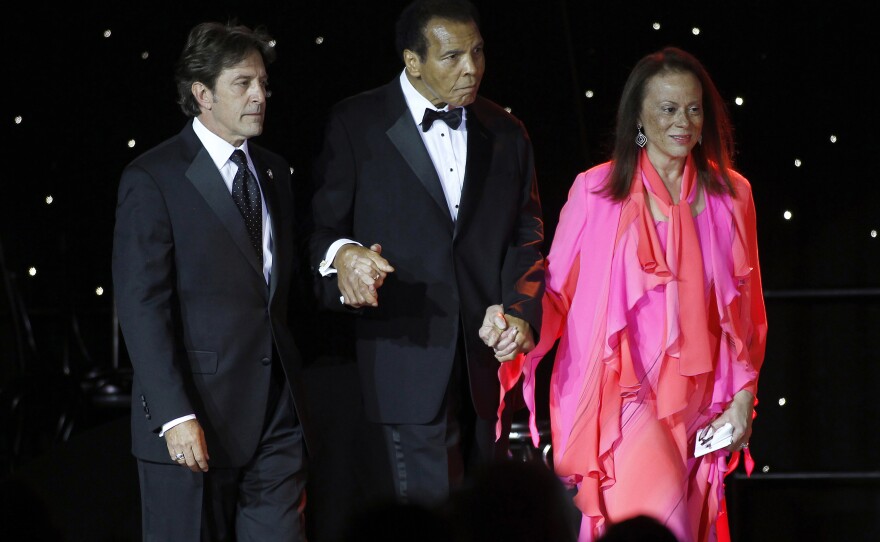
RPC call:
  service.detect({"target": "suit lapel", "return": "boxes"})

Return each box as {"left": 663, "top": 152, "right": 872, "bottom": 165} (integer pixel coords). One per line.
{"left": 384, "top": 84, "right": 452, "bottom": 227}
{"left": 455, "top": 106, "right": 492, "bottom": 238}
{"left": 185, "top": 147, "right": 265, "bottom": 280}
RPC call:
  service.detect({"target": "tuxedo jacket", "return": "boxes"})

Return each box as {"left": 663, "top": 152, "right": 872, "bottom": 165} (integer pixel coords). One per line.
{"left": 310, "top": 78, "right": 545, "bottom": 424}
{"left": 112, "top": 120, "right": 313, "bottom": 466}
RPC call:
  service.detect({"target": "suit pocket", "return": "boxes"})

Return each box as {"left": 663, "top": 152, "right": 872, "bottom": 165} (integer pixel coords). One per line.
{"left": 187, "top": 350, "right": 218, "bottom": 374}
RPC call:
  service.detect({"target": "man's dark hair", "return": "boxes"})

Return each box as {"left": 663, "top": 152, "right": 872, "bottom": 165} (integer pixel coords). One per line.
{"left": 175, "top": 21, "right": 276, "bottom": 117}
{"left": 395, "top": 0, "right": 480, "bottom": 60}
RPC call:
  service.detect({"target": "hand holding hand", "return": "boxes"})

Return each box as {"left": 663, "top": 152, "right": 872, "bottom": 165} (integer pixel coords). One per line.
{"left": 165, "top": 419, "right": 210, "bottom": 472}
{"left": 478, "top": 305, "right": 536, "bottom": 362}
{"left": 336, "top": 243, "right": 394, "bottom": 308}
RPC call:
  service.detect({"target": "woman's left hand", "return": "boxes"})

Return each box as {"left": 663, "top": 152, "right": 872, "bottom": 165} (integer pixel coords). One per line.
{"left": 704, "top": 389, "right": 755, "bottom": 453}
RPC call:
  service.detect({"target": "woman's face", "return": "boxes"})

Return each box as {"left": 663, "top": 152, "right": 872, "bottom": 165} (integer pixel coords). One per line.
{"left": 639, "top": 70, "right": 704, "bottom": 163}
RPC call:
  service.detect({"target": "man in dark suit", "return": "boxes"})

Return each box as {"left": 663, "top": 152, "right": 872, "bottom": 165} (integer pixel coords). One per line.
{"left": 112, "top": 21, "right": 313, "bottom": 541}
{"left": 309, "top": 0, "right": 545, "bottom": 507}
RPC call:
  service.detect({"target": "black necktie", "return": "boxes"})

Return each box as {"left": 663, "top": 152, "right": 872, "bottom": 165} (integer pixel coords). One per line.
{"left": 421, "top": 107, "right": 463, "bottom": 132}
{"left": 229, "top": 149, "right": 263, "bottom": 262}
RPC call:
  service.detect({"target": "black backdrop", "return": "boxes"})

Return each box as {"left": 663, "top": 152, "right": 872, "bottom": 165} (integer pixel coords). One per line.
{"left": 2, "top": 1, "right": 879, "bottom": 540}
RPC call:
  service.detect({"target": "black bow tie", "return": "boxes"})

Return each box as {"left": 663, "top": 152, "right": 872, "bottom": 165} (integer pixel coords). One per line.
{"left": 421, "top": 107, "right": 463, "bottom": 132}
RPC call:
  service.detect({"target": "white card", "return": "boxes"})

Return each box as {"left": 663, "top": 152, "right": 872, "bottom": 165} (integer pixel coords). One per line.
{"left": 694, "top": 422, "right": 733, "bottom": 457}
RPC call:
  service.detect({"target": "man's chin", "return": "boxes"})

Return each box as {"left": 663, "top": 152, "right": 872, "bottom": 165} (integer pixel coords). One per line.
{"left": 449, "top": 94, "right": 477, "bottom": 108}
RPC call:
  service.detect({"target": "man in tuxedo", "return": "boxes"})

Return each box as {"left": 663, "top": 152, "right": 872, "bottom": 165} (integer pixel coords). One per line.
{"left": 112, "top": 21, "right": 313, "bottom": 541}
{"left": 309, "top": 0, "right": 545, "bottom": 507}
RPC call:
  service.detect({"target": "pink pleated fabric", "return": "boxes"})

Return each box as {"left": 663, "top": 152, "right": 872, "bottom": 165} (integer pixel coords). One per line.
{"left": 504, "top": 154, "right": 767, "bottom": 542}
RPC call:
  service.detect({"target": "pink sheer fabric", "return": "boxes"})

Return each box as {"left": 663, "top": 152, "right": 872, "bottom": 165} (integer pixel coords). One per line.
{"left": 503, "top": 156, "right": 767, "bottom": 542}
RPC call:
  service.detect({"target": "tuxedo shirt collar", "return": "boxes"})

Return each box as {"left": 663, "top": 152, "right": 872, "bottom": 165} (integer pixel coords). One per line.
{"left": 398, "top": 69, "right": 468, "bottom": 129}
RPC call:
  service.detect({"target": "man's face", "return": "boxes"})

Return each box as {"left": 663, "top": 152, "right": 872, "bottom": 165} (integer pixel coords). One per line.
{"left": 406, "top": 18, "right": 485, "bottom": 108}
{"left": 196, "top": 50, "right": 268, "bottom": 147}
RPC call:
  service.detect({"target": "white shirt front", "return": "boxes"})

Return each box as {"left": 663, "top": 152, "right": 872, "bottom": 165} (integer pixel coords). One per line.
{"left": 398, "top": 68, "right": 468, "bottom": 221}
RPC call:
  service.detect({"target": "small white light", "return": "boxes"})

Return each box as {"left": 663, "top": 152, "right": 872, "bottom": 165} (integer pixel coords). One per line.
{"left": 504, "top": 107, "right": 512, "bottom": 113}
{"left": 778, "top": 397, "right": 786, "bottom": 406}
{"left": 128, "top": 139, "right": 136, "bottom": 148}
{"left": 871, "top": 230, "right": 877, "bottom": 238}
{"left": 735, "top": 97, "right": 744, "bottom": 106}
{"left": 141, "top": 51, "right": 150, "bottom": 60}
{"left": 762, "top": 465, "right": 770, "bottom": 473}
{"left": 315, "top": 36, "right": 324, "bottom": 45}
{"left": 783, "top": 210, "right": 792, "bottom": 220}
{"left": 95, "top": 286, "right": 104, "bottom": 296}
{"left": 289, "top": 167, "right": 295, "bottom": 175}
{"left": 268, "top": 39, "right": 277, "bottom": 48}
{"left": 652, "top": 22, "right": 661, "bottom": 30}
{"left": 103, "top": 29, "right": 112, "bottom": 38}
{"left": 829, "top": 135, "right": 837, "bottom": 143}
{"left": 45, "top": 195, "right": 53, "bottom": 205}
{"left": 692, "top": 27, "right": 701, "bottom": 35}
{"left": 28, "top": 267, "right": 37, "bottom": 277}
{"left": 584, "top": 90, "right": 594, "bottom": 98}
{"left": 794, "top": 159, "right": 802, "bottom": 167}
{"left": 14, "top": 115, "right": 22, "bottom": 124}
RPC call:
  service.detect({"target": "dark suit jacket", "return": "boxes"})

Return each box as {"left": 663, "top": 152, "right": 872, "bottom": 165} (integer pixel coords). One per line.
{"left": 113, "top": 120, "right": 313, "bottom": 466}
{"left": 310, "top": 78, "right": 545, "bottom": 424}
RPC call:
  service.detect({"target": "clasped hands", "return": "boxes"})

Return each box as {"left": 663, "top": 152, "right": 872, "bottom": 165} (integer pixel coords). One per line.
{"left": 335, "top": 243, "right": 395, "bottom": 308}
{"left": 478, "top": 304, "right": 535, "bottom": 362}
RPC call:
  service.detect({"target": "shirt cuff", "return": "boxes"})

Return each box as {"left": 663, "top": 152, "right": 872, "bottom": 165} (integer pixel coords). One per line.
{"left": 159, "top": 414, "right": 196, "bottom": 437}
{"left": 318, "top": 239, "right": 361, "bottom": 276}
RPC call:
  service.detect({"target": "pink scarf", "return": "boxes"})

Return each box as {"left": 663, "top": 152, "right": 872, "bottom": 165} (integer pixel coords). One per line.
{"left": 627, "top": 150, "right": 713, "bottom": 416}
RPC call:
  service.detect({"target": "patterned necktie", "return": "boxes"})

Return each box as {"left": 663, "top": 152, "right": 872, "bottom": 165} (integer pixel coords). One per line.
{"left": 421, "top": 107, "right": 463, "bottom": 132}
{"left": 229, "top": 149, "right": 263, "bottom": 262}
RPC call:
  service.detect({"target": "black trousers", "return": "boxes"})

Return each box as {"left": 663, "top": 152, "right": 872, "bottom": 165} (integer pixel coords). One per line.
{"left": 379, "top": 339, "right": 514, "bottom": 507}
{"left": 137, "top": 363, "right": 306, "bottom": 542}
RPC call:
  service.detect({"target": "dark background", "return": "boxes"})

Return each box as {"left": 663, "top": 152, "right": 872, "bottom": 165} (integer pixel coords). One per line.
{"left": 2, "top": 1, "right": 878, "bottom": 541}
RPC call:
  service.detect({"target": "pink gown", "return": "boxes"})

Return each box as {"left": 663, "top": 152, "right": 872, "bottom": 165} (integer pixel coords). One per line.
{"left": 505, "top": 159, "right": 767, "bottom": 542}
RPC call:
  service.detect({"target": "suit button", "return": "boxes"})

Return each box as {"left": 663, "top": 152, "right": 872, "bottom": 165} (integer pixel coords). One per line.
{"left": 261, "top": 357, "right": 272, "bottom": 366}
{"left": 146, "top": 414, "right": 151, "bottom": 420}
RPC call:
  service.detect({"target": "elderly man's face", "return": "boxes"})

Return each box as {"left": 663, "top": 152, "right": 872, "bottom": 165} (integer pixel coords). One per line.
{"left": 405, "top": 17, "right": 485, "bottom": 108}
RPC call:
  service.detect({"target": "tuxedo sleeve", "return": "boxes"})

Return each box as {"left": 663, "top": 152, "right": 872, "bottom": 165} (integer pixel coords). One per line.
{"left": 308, "top": 108, "right": 362, "bottom": 312}
{"left": 112, "top": 165, "right": 193, "bottom": 433}
{"left": 500, "top": 123, "right": 545, "bottom": 343}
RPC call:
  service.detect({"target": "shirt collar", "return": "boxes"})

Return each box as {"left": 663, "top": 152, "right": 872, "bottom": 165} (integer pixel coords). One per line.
{"left": 398, "top": 69, "right": 467, "bottom": 129}
{"left": 192, "top": 116, "right": 252, "bottom": 169}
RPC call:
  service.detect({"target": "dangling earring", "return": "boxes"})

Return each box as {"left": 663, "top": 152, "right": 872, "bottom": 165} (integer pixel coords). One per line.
{"left": 635, "top": 124, "right": 647, "bottom": 148}
{"left": 698, "top": 134, "right": 703, "bottom": 145}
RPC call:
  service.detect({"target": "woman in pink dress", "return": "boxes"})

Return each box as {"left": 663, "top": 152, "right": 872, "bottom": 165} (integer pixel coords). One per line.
{"left": 507, "top": 47, "right": 767, "bottom": 542}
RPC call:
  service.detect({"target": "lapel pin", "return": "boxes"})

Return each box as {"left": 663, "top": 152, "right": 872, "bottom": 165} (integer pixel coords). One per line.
{"left": 266, "top": 168, "right": 273, "bottom": 180}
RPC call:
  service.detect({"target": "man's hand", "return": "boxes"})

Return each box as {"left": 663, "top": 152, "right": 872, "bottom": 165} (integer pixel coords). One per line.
{"left": 478, "top": 304, "right": 536, "bottom": 362}
{"left": 335, "top": 243, "right": 395, "bottom": 308}
{"left": 165, "top": 419, "right": 210, "bottom": 472}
